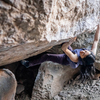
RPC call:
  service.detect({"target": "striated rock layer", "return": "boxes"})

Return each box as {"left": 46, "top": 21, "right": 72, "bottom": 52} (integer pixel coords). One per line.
{"left": 0, "top": 0, "right": 99, "bottom": 66}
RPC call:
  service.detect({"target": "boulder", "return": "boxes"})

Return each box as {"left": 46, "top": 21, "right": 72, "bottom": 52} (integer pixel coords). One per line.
{"left": 0, "top": 68, "right": 17, "bottom": 100}
{"left": 31, "top": 61, "right": 79, "bottom": 100}
{"left": 0, "top": 0, "right": 99, "bottom": 66}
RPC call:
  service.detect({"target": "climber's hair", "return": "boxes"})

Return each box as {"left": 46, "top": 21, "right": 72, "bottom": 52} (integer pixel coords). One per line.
{"left": 78, "top": 51, "right": 96, "bottom": 81}
{"left": 79, "top": 64, "right": 96, "bottom": 81}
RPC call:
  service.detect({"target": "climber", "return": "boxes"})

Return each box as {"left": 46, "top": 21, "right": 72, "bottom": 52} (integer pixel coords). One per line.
{"left": 21, "top": 24, "right": 100, "bottom": 80}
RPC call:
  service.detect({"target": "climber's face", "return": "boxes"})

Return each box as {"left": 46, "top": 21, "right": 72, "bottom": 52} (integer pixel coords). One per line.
{"left": 80, "top": 50, "right": 91, "bottom": 58}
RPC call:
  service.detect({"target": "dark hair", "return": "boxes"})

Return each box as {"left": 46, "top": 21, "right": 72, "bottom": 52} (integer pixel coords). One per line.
{"left": 82, "top": 52, "right": 95, "bottom": 66}
{"left": 79, "top": 52, "right": 96, "bottom": 81}
{"left": 79, "top": 64, "right": 96, "bottom": 81}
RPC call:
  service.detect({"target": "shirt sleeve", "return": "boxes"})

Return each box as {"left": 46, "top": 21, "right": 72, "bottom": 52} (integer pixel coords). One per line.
{"left": 69, "top": 60, "right": 79, "bottom": 68}
{"left": 67, "top": 49, "right": 80, "bottom": 68}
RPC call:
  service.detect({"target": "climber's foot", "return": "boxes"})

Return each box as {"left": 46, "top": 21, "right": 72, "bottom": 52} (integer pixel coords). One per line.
{"left": 21, "top": 60, "right": 29, "bottom": 68}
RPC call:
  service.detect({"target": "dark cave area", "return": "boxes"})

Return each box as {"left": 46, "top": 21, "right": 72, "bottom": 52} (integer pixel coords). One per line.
{"left": 1, "top": 61, "right": 40, "bottom": 98}
{"left": 15, "top": 63, "right": 40, "bottom": 98}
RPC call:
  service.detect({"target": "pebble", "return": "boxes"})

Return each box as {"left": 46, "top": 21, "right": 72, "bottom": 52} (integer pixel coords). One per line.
{"left": 62, "top": 97, "right": 66, "bottom": 100}
{"left": 96, "top": 83, "right": 100, "bottom": 86}
{"left": 53, "top": 95, "right": 61, "bottom": 100}
{"left": 59, "top": 92, "right": 67, "bottom": 97}
{"left": 80, "top": 94, "right": 85, "bottom": 99}
{"left": 92, "top": 80, "right": 97, "bottom": 86}
{"left": 80, "top": 83, "right": 83, "bottom": 87}
{"left": 71, "top": 92, "right": 79, "bottom": 96}
{"left": 16, "top": 84, "right": 25, "bottom": 94}
{"left": 63, "top": 86, "right": 68, "bottom": 90}
{"left": 67, "top": 94, "right": 71, "bottom": 97}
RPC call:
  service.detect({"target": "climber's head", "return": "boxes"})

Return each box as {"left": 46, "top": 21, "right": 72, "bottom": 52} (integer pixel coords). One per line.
{"left": 80, "top": 50, "right": 95, "bottom": 66}
{"left": 82, "top": 52, "right": 95, "bottom": 66}
{"left": 79, "top": 50, "right": 96, "bottom": 80}
{"left": 80, "top": 50, "right": 91, "bottom": 59}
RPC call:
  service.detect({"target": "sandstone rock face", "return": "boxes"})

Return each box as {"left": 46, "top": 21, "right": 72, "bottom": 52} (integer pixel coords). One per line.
{"left": 0, "top": 0, "right": 99, "bottom": 66}
{"left": 31, "top": 61, "right": 79, "bottom": 100}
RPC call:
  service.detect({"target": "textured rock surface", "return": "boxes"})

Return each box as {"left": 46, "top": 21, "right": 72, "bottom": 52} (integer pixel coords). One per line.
{"left": 31, "top": 61, "right": 79, "bottom": 100}
{"left": 0, "top": 0, "right": 99, "bottom": 66}
{"left": 53, "top": 77, "right": 100, "bottom": 100}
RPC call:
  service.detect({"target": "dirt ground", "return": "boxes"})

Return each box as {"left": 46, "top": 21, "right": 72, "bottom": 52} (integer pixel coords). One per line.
{"left": 15, "top": 78, "right": 100, "bottom": 100}
{"left": 53, "top": 77, "right": 100, "bottom": 100}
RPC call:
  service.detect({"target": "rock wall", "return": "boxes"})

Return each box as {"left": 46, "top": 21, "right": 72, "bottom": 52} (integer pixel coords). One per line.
{"left": 0, "top": 0, "right": 99, "bottom": 66}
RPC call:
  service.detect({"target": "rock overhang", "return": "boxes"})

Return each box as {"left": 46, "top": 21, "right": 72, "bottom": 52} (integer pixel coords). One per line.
{"left": 0, "top": 0, "right": 99, "bottom": 66}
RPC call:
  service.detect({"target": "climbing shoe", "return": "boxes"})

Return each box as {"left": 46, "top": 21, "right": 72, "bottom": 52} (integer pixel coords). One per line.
{"left": 21, "top": 60, "right": 29, "bottom": 68}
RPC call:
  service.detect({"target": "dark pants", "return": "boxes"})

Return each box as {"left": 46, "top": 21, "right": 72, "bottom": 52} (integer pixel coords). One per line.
{"left": 28, "top": 46, "right": 73, "bottom": 67}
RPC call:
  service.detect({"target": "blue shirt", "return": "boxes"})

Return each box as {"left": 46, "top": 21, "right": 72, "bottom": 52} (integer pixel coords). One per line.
{"left": 67, "top": 48, "right": 87, "bottom": 68}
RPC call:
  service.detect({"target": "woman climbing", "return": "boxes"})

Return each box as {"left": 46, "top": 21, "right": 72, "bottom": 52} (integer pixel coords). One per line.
{"left": 21, "top": 24, "right": 100, "bottom": 80}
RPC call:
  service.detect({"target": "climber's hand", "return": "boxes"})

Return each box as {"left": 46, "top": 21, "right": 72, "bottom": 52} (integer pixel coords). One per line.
{"left": 68, "top": 37, "right": 77, "bottom": 45}
{"left": 61, "top": 37, "right": 77, "bottom": 49}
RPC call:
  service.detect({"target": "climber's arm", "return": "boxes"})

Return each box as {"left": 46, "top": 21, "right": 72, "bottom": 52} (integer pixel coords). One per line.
{"left": 61, "top": 37, "right": 78, "bottom": 62}
{"left": 91, "top": 24, "right": 100, "bottom": 56}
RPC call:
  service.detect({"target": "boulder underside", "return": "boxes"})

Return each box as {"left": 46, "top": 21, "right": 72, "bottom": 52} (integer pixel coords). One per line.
{"left": 0, "top": 0, "right": 99, "bottom": 66}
